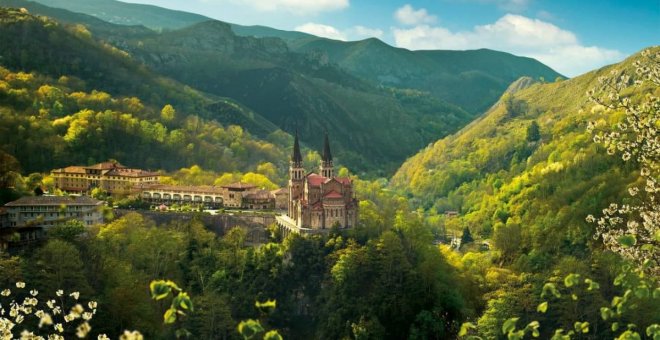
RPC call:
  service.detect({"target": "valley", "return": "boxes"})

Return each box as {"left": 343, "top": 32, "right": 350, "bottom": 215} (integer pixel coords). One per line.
{"left": 0, "top": 1, "right": 657, "bottom": 339}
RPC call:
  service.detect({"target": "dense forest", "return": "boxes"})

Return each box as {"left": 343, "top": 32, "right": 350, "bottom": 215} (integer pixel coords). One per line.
{"left": 0, "top": 3, "right": 657, "bottom": 340}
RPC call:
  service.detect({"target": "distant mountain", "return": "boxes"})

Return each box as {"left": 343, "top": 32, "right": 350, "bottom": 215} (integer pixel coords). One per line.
{"left": 113, "top": 19, "right": 473, "bottom": 174}
{"left": 289, "top": 37, "right": 563, "bottom": 113}
{"left": 2, "top": 1, "right": 473, "bottom": 174}
{"left": 26, "top": 0, "right": 209, "bottom": 30}
{"left": 2, "top": 0, "right": 563, "bottom": 174}
{"left": 27, "top": 0, "right": 563, "bottom": 114}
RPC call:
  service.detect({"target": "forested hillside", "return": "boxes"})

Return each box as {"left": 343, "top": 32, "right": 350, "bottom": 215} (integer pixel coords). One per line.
{"left": 0, "top": 8, "right": 288, "bottom": 174}
{"left": 0, "top": 1, "right": 473, "bottom": 174}
{"left": 8, "top": 0, "right": 565, "bottom": 174}
{"left": 392, "top": 48, "right": 659, "bottom": 338}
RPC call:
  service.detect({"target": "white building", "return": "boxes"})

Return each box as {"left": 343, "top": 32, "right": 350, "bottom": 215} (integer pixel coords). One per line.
{"left": 4, "top": 195, "right": 104, "bottom": 228}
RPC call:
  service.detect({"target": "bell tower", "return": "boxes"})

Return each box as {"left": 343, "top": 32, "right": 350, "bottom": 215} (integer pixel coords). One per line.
{"left": 320, "top": 131, "right": 334, "bottom": 178}
{"left": 288, "top": 131, "right": 305, "bottom": 218}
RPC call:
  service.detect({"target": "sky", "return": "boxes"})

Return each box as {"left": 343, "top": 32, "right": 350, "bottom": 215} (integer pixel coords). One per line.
{"left": 123, "top": 0, "right": 660, "bottom": 76}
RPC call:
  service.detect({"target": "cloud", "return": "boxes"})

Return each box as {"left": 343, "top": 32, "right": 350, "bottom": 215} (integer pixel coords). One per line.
{"left": 392, "top": 14, "right": 624, "bottom": 76}
{"left": 295, "top": 23, "right": 347, "bottom": 40}
{"left": 394, "top": 4, "right": 437, "bottom": 26}
{"left": 461, "top": 0, "right": 531, "bottom": 13}
{"left": 349, "top": 26, "right": 384, "bottom": 39}
{"left": 233, "top": 0, "right": 349, "bottom": 15}
{"left": 295, "top": 23, "right": 384, "bottom": 41}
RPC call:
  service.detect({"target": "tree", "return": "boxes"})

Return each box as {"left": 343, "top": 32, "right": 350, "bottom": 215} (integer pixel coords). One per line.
{"left": 526, "top": 121, "right": 541, "bottom": 142}
{"left": 29, "top": 239, "right": 91, "bottom": 294}
{"left": 161, "top": 104, "right": 176, "bottom": 122}
{"left": 48, "top": 220, "right": 86, "bottom": 242}
{"left": 586, "top": 48, "right": 659, "bottom": 274}
{"left": 461, "top": 227, "right": 474, "bottom": 245}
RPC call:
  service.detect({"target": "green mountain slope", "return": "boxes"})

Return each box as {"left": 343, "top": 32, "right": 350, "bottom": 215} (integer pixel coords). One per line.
{"left": 391, "top": 48, "right": 656, "bottom": 264}
{"left": 26, "top": 0, "right": 562, "bottom": 114}
{"left": 290, "top": 37, "right": 563, "bottom": 113}
{"left": 117, "top": 20, "right": 472, "bottom": 173}
{"left": 0, "top": 8, "right": 288, "bottom": 173}
{"left": 0, "top": 3, "right": 284, "bottom": 134}
{"left": 2, "top": 1, "right": 472, "bottom": 174}
{"left": 27, "top": 0, "right": 209, "bottom": 30}
{"left": 3, "top": 0, "right": 561, "bottom": 174}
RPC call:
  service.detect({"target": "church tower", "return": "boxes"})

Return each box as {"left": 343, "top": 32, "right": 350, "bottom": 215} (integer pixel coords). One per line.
{"left": 320, "top": 132, "right": 334, "bottom": 178}
{"left": 288, "top": 131, "right": 305, "bottom": 218}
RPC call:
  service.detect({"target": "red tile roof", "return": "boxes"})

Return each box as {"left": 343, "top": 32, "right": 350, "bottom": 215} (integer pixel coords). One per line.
{"left": 52, "top": 166, "right": 86, "bottom": 174}
{"left": 105, "top": 168, "right": 159, "bottom": 177}
{"left": 84, "top": 161, "right": 125, "bottom": 170}
{"left": 221, "top": 182, "right": 257, "bottom": 190}
{"left": 324, "top": 190, "right": 343, "bottom": 199}
{"left": 335, "top": 177, "right": 352, "bottom": 185}
{"left": 306, "top": 173, "right": 327, "bottom": 186}
{"left": 271, "top": 188, "right": 288, "bottom": 195}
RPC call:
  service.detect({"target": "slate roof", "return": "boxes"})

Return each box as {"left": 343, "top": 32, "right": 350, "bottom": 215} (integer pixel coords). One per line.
{"left": 5, "top": 195, "right": 103, "bottom": 206}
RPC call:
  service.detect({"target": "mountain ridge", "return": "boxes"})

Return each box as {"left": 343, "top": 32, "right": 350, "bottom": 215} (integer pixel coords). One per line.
{"left": 25, "top": 0, "right": 564, "bottom": 115}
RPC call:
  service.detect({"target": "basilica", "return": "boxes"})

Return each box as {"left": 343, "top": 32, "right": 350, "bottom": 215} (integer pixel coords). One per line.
{"left": 282, "top": 132, "right": 358, "bottom": 233}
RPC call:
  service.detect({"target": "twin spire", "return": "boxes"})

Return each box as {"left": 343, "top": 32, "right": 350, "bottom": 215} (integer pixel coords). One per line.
{"left": 291, "top": 130, "right": 303, "bottom": 165}
{"left": 290, "top": 130, "right": 334, "bottom": 178}
{"left": 322, "top": 131, "right": 332, "bottom": 162}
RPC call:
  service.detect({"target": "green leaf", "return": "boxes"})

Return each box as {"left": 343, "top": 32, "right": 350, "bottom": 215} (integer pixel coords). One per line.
{"left": 564, "top": 273, "right": 580, "bottom": 288}
{"left": 537, "top": 302, "right": 548, "bottom": 313}
{"left": 618, "top": 235, "right": 637, "bottom": 248}
{"left": 164, "top": 307, "right": 177, "bottom": 324}
{"left": 526, "top": 321, "right": 540, "bottom": 338}
{"left": 150, "top": 280, "right": 172, "bottom": 300}
{"left": 585, "top": 278, "right": 600, "bottom": 291}
{"left": 574, "top": 321, "right": 589, "bottom": 333}
{"left": 551, "top": 329, "right": 570, "bottom": 340}
{"left": 173, "top": 292, "right": 194, "bottom": 311}
{"left": 460, "top": 322, "right": 477, "bottom": 336}
{"left": 612, "top": 322, "right": 619, "bottom": 332}
{"left": 541, "top": 283, "right": 561, "bottom": 299}
{"left": 641, "top": 244, "right": 655, "bottom": 252}
{"left": 255, "top": 299, "right": 277, "bottom": 313}
{"left": 601, "top": 307, "right": 613, "bottom": 320}
{"left": 238, "top": 319, "right": 264, "bottom": 340}
{"left": 263, "top": 330, "right": 283, "bottom": 340}
{"left": 502, "top": 317, "right": 519, "bottom": 335}
{"left": 508, "top": 330, "right": 525, "bottom": 340}
{"left": 616, "top": 330, "right": 642, "bottom": 340}
{"left": 571, "top": 294, "right": 578, "bottom": 301}
{"left": 614, "top": 274, "right": 625, "bottom": 286}
{"left": 646, "top": 324, "right": 660, "bottom": 337}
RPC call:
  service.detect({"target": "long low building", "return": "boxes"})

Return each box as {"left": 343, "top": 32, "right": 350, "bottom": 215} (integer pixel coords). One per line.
{"left": 139, "top": 182, "right": 286, "bottom": 210}
{"left": 139, "top": 184, "right": 225, "bottom": 207}
{"left": 4, "top": 195, "right": 104, "bottom": 228}
{"left": 51, "top": 161, "right": 159, "bottom": 195}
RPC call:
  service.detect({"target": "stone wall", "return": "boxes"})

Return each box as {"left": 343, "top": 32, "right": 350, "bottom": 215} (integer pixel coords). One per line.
{"left": 114, "top": 210, "right": 274, "bottom": 244}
